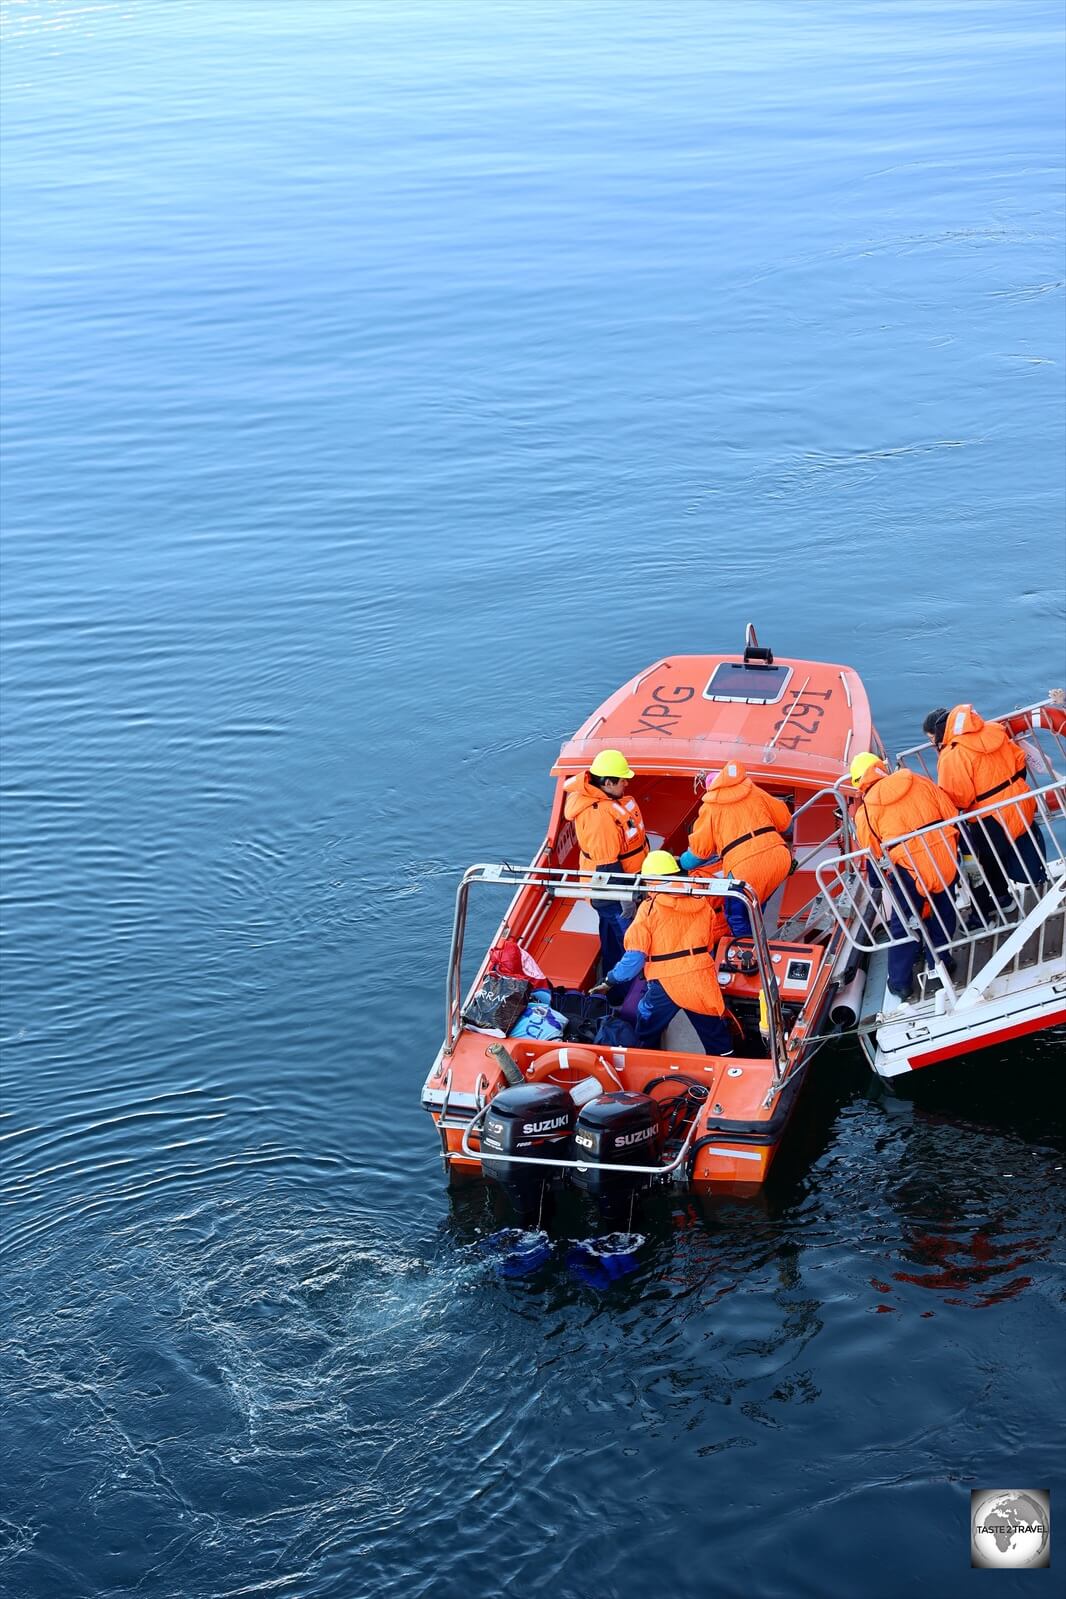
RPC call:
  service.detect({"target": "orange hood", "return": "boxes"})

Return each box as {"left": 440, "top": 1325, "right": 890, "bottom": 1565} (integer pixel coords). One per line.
{"left": 854, "top": 759, "right": 890, "bottom": 795}
{"left": 650, "top": 891, "right": 707, "bottom": 921}
{"left": 858, "top": 765, "right": 924, "bottom": 808}
{"left": 563, "top": 772, "right": 603, "bottom": 821}
{"left": 706, "top": 759, "right": 753, "bottom": 808}
{"left": 943, "top": 703, "right": 1012, "bottom": 758}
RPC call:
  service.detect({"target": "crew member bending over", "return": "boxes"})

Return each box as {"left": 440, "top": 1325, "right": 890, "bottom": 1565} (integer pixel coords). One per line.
{"left": 563, "top": 749, "right": 647, "bottom": 972}
{"left": 680, "top": 761, "right": 792, "bottom": 938}
{"left": 850, "top": 752, "right": 959, "bottom": 1004}
{"left": 591, "top": 851, "right": 733, "bottom": 1055}
{"left": 923, "top": 703, "right": 1047, "bottom": 904}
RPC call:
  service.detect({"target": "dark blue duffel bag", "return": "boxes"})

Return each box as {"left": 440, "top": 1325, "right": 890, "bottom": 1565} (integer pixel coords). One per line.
{"left": 593, "top": 1012, "right": 638, "bottom": 1048}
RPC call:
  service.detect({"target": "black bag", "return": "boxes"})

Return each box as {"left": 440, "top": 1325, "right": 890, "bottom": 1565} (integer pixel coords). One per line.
{"left": 550, "top": 987, "right": 610, "bottom": 1044}
{"left": 463, "top": 973, "right": 530, "bottom": 1034}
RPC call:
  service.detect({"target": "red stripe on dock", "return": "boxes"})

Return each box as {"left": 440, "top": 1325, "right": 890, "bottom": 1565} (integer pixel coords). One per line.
{"left": 909, "top": 1007, "right": 1066, "bottom": 1069}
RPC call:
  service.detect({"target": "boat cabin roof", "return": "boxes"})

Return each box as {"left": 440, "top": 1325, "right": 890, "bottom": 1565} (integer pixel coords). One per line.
{"left": 552, "top": 653, "right": 875, "bottom": 787}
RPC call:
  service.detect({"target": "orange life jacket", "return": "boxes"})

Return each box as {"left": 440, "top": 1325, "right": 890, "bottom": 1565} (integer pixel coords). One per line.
{"left": 624, "top": 894, "right": 725, "bottom": 1016}
{"left": 563, "top": 773, "right": 648, "bottom": 878}
{"left": 937, "top": 704, "right": 1035, "bottom": 839}
{"left": 854, "top": 765, "right": 958, "bottom": 897}
{"left": 687, "top": 760, "right": 793, "bottom": 904}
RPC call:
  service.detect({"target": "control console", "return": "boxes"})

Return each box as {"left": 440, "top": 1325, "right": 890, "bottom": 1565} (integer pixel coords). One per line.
{"left": 715, "top": 938, "right": 824, "bottom": 1000}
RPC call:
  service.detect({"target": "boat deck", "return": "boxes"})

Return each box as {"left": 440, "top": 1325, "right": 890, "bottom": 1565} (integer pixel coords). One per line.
{"left": 914, "top": 901, "right": 1066, "bottom": 1004}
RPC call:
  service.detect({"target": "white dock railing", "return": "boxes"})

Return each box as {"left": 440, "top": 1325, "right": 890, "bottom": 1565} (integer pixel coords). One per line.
{"left": 815, "top": 777, "right": 1066, "bottom": 1006}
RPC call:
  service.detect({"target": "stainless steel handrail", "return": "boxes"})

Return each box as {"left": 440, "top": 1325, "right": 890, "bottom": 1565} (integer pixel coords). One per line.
{"left": 766, "top": 676, "right": 811, "bottom": 752}
{"left": 788, "top": 777, "right": 855, "bottom": 858}
{"left": 769, "top": 780, "right": 854, "bottom": 942}
{"left": 443, "top": 863, "right": 788, "bottom": 1072}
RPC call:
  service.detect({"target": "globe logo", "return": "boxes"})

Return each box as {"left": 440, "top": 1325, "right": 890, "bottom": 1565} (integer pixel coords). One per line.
{"left": 971, "top": 1489, "right": 1050, "bottom": 1569}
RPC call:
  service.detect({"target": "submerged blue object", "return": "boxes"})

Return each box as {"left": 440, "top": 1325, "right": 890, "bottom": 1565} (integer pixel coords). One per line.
{"left": 478, "top": 1228, "right": 552, "bottom": 1278}
{"left": 566, "top": 1232, "right": 645, "bottom": 1288}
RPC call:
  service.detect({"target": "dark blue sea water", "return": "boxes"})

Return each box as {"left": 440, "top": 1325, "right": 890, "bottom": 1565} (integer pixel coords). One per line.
{"left": 2, "top": 3, "right": 1064, "bottom": 1595}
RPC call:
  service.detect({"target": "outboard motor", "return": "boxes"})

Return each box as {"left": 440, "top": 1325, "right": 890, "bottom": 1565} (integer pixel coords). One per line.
{"left": 479, "top": 1082, "right": 574, "bottom": 1222}
{"left": 571, "top": 1091, "right": 660, "bottom": 1221}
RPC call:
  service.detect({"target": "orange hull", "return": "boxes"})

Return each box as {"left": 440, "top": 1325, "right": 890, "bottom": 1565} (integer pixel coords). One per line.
{"left": 425, "top": 1029, "right": 799, "bottom": 1196}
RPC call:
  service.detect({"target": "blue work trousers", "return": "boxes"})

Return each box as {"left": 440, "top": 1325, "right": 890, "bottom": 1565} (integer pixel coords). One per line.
{"left": 885, "top": 871, "right": 956, "bottom": 997}
{"left": 964, "top": 815, "right": 1047, "bottom": 905}
{"left": 635, "top": 979, "right": 734, "bottom": 1055}
{"left": 592, "top": 899, "right": 630, "bottom": 976}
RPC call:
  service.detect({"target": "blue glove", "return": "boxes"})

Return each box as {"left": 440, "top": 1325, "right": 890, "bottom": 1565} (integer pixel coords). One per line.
{"left": 679, "top": 849, "right": 708, "bottom": 872}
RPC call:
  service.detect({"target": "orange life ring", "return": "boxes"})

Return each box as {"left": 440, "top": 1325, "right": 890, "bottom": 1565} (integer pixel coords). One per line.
{"left": 1000, "top": 704, "right": 1066, "bottom": 813}
{"left": 524, "top": 1044, "right": 622, "bottom": 1095}
{"left": 1001, "top": 703, "right": 1066, "bottom": 739}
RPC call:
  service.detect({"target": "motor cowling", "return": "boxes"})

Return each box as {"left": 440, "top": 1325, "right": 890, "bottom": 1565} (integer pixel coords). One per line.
{"left": 571, "top": 1091, "right": 660, "bottom": 1198}
{"left": 480, "top": 1082, "right": 574, "bottom": 1193}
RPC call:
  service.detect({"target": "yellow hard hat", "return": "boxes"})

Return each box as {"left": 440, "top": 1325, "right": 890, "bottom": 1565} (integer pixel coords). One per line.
{"left": 640, "top": 849, "right": 681, "bottom": 877}
{"left": 589, "top": 749, "right": 634, "bottom": 780}
{"left": 850, "top": 752, "right": 885, "bottom": 786}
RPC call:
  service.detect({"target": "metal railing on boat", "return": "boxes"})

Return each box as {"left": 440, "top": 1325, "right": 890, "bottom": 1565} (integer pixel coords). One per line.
{"left": 814, "top": 775, "right": 1066, "bottom": 1010}
{"left": 771, "top": 778, "right": 856, "bottom": 939}
{"left": 443, "top": 863, "right": 790, "bottom": 1075}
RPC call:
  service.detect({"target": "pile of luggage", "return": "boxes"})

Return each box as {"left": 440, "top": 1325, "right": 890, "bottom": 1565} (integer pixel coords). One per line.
{"left": 462, "top": 940, "right": 643, "bottom": 1047}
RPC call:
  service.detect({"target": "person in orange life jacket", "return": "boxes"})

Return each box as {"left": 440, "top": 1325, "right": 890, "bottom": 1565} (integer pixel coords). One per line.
{"left": 850, "top": 752, "right": 959, "bottom": 1002}
{"left": 679, "top": 761, "right": 793, "bottom": 938}
{"left": 590, "top": 851, "right": 734, "bottom": 1055}
{"left": 562, "top": 749, "right": 648, "bottom": 973}
{"left": 923, "top": 704, "right": 1047, "bottom": 905}
{"left": 674, "top": 838, "right": 734, "bottom": 952}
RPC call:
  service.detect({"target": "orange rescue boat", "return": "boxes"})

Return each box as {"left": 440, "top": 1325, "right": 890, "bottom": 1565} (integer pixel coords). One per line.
{"left": 422, "top": 627, "right": 883, "bottom": 1200}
